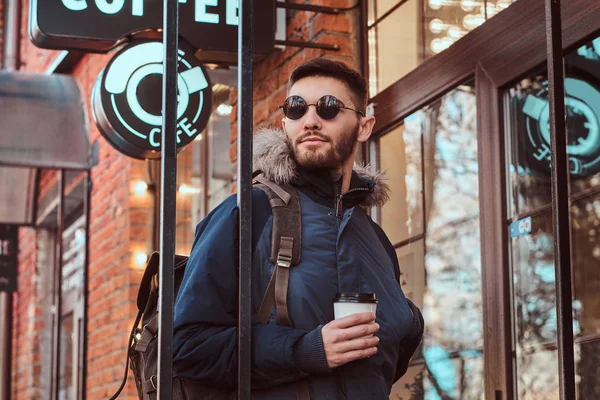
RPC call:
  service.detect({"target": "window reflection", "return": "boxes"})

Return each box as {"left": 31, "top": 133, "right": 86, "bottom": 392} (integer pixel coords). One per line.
{"left": 423, "top": 85, "right": 482, "bottom": 400}
{"left": 175, "top": 69, "right": 236, "bottom": 256}
{"left": 59, "top": 313, "right": 74, "bottom": 400}
{"left": 577, "top": 340, "right": 600, "bottom": 399}
{"left": 511, "top": 212, "right": 557, "bottom": 346}
{"left": 377, "top": 122, "right": 424, "bottom": 244}
{"left": 517, "top": 349, "right": 560, "bottom": 399}
{"left": 571, "top": 194, "right": 600, "bottom": 338}
{"left": 368, "top": 0, "right": 518, "bottom": 95}
{"left": 377, "top": 83, "right": 483, "bottom": 399}
{"left": 392, "top": 354, "right": 484, "bottom": 400}
{"left": 369, "top": 0, "right": 422, "bottom": 96}
{"left": 504, "top": 33, "right": 600, "bottom": 400}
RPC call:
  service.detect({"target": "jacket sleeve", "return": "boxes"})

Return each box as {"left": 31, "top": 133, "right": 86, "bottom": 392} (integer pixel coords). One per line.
{"left": 369, "top": 220, "right": 425, "bottom": 382}
{"left": 173, "top": 192, "right": 330, "bottom": 390}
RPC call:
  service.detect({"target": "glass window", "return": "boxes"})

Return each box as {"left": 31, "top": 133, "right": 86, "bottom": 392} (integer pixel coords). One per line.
{"left": 369, "top": 0, "right": 422, "bottom": 96}
{"left": 571, "top": 193, "right": 600, "bottom": 338}
{"left": 368, "top": 0, "right": 518, "bottom": 96}
{"left": 375, "top": 120, "right": 424, "bottom": 244}
{"left": 369, "top": 0, "right": 404, "bottom": 21}
{"left": 374, "top": 83, "right": 483, "bottom": 399}
{"left": 504, "top": 33, "right": 600, "bottom": 400}
{"left": 59, "top": 312, "right": 74, "bottom": 400}
{"left": 517, "top": 349, "right": 560, "bottom": 399}
{"left": 175, "top": 68, "right": 236, "bottom": 255}
{"left": 511, "top": 212, "right": 557, "bottom": 347}
{"left": 396, "top": 239, "right": 425, "bottom": 302}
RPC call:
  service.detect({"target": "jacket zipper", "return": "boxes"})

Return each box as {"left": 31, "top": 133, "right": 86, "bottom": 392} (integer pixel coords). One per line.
{"left": 334, "top": 187, "right": 371, "bottom": 225}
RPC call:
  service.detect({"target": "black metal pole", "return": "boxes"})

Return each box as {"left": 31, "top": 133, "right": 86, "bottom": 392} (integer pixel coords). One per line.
{"left": 544, "top": 0, "right": 576, "bottom": 398}
{"left": 157, "top": 0, "right": 178, "bottom": 398}
{"left": 53, "top": 170, "right": 65, "bottom": 400}
{"left": 238, "top": 0, "right": 253, "bottom": 398}
{"left": 81, "top": 170, "right": 91, "bottom": 400}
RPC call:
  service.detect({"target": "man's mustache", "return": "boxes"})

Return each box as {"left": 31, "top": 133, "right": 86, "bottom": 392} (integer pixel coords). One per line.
{"left": 295, "top": 131, "right": 331, "bottom": 145}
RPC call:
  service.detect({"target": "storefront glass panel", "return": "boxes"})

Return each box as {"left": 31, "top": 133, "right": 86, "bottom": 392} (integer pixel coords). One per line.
{"left": 369, "top": 0, "right": 422, "bottom": 96}
{"left": 59, "top": 312, "right": 74, "bottom": 400}
{"left": 367, "top": 0, "right": 519, "bottom": 96}
{"left": 374, "top": 83, "right": 483, "bottom": 399}
{"left": 378, "top": 122, "right": 424, "bottom": 244}
{"left": 175, "top": 69, "right": 236, "bottom": 255}
{"left": 505, "top": 33, "right": 600, "bottom": 400}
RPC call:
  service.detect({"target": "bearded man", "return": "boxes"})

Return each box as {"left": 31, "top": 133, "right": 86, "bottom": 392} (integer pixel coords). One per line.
{"left": 173, "top": 58, "right": 424, "bottom": 399}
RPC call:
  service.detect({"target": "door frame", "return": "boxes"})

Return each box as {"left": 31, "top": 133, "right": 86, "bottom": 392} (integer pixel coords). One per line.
{"left": 367, "top": 0, "right": 600, "bottom": 398}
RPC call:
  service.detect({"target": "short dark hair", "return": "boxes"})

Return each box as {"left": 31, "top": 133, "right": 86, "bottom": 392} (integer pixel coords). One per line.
{"left": 287, "top": 58, "right": 367, "bottom": 112}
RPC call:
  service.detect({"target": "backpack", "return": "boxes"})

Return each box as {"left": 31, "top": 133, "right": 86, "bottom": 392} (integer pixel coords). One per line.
{"left": 109, "top": 176, "right": 310, "bottom": 400}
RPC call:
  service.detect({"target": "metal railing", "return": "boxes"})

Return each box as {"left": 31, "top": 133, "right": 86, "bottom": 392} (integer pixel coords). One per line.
{"left": 155, "top": 0, "right": 255, "bottom": 398}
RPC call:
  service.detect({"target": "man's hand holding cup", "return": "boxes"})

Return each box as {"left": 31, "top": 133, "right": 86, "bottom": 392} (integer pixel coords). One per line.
{"left": 321, "top": 293, "right": 380, "bottom": 369}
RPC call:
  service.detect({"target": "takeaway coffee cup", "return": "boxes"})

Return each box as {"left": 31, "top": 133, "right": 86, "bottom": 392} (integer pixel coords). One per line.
{"left": 333, "top": 292, "right": 378, "bottom": 320}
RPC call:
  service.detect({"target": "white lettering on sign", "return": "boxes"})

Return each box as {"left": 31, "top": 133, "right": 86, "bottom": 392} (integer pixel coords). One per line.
{"left": 226, "top": 0, "right": 239, "bottom": 26}
{"left": 196, "top": 0, "right": 219, "bottom": 24}
{"left": 147, "top": 118, "right": 199, "bottom": 148}
{"left": 96, "top": 0, "right": 125, "bottom": 14}
{"left": 149, "top": 128, "right": 161, "bottom": 148}
{"left": 62, "top": 0, "right": 88, "bottom": 11}
{"left": 179, "top": 117, "right": 198, "bottom": 138}
{"left": 61, "top": 0, "right": 241, "bottom": 24}
{"left": 132, "top": 0, "right": 144, "bottom": 16}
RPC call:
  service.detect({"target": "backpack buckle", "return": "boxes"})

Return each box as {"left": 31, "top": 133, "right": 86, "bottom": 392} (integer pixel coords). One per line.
{"left": 276, "top": 237, "right": 294, "bottom": 268}
{"left": 277, "top": 253, "right": 292, "bottom": 268}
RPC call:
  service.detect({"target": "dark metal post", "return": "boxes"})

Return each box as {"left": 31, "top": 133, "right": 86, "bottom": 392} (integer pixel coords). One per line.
{"left": 544, "top": 0, "right": 576, "bottom": 398}
{"left": 238, "top": 0, "right": 254, "bottom": 398}
{"left": 157, "top": 0, "right": 178, "bottom": 398}
{"left": 52, "top": 170, "right": 65, "bottom": 400}
{"left": 81, "top": 170, "right": 91, "bottom": 400}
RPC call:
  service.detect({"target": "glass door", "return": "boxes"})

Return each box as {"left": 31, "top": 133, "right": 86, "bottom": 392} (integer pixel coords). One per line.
{"left": 366, "top": 0, "right": 600, "bottom": 397}
{"left": 371, "top": 84, "right": 484, "bottom": 399}
{"left": 503, "top": 34, "right": 600, "bottom": 399}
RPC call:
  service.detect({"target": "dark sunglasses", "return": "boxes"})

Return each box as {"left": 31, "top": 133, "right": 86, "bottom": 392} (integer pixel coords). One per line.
{"left": 279, "top": 95, "right": 365, "bottom": 120}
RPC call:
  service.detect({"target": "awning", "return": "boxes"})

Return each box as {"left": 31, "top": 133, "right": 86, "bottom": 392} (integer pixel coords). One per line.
{"left": 0, "top": 70, "right": 91, "bottom": 225}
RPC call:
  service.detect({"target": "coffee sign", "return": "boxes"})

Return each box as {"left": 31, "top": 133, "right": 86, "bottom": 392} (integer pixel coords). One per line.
{"left": 0, "top": 225, "right": 18, "bottom": 293}
{"left": 29, "top": 0, "right": 276, "bottom": 57}
{"left": 92, "top": 40, "right": 212, "bottom": 159}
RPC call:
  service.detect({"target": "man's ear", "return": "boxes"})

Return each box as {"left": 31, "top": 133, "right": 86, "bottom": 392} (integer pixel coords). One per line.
{"left": 357, "top": 116, "right": 376, "bottom": 143}
{"left": 281, "top": 117, "right": 286, "bottom": 131}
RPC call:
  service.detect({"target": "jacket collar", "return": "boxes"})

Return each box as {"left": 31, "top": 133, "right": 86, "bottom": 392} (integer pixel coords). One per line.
{"left": 253, "top": 128, "right": 390, "bottom": 207}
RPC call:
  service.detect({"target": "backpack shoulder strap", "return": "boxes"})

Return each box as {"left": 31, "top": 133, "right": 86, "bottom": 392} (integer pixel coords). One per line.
{"left": 253, "top": 176, "right": 311, "bottom": 399}
{"left": 253, "top": 175, "right": 301, "bottom": 328}
{"left": 253, "top": 175, "right": 302, "bottom": 267}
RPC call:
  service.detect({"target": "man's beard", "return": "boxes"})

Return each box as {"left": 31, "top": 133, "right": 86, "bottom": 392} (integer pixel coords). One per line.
{"left": 291, "top": 123, "right": 359, "bottom": 170}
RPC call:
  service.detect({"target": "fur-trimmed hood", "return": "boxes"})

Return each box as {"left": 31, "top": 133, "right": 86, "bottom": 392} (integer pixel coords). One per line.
{"left": 253, "top": 128, "right": 390, "bottom": 207}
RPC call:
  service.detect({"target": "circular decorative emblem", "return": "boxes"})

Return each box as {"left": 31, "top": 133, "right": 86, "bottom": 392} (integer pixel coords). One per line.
{"left": 522, "top": 76, "right": 600, "bottom": 178}
{"left": 92, "top": 40, "right": 212, "bottom": 159}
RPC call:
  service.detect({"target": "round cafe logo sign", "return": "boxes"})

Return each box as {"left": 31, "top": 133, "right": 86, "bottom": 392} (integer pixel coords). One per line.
{"left": 92, "top": 40, "right": 212, "bottom": 159}
{"left": 522, "top": 76, "right": 600, "bottom": 178}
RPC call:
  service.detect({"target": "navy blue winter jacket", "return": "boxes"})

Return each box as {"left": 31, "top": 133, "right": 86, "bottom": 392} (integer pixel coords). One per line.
{"left": 173, "top": 129, "right": 424, "bottom": 399}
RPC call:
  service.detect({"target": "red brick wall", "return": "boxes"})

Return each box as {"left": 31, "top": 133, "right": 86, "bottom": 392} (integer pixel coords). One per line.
{"left": 12, "top": 1, "right": 146, "bottom": 398}
{"left": 11, "top": 227, "right": 41, "bottom": 399}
